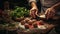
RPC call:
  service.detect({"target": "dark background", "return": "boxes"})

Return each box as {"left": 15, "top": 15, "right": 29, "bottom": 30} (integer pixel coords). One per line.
{"left": 0, "top": 0, "right": 41, "bottom": 11}
{"left": 0, "top": 0, "right": 30, "bottom": 9}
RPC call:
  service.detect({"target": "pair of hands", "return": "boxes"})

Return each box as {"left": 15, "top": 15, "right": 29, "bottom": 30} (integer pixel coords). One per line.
{"left": 30, "top": 7, "right": 55, "bottom": 19}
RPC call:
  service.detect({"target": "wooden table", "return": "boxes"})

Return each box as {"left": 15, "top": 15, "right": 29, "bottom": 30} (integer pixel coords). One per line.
{"left": 17, "top": 22, "right": 55, "bottom": 34}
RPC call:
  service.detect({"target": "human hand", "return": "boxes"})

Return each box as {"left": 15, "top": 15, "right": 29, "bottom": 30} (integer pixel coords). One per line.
{"left": 30, "top": 7, "right": 38, "bottom": 18}
{"left": 45, "top": 8, "right": 55, "bottom": 19}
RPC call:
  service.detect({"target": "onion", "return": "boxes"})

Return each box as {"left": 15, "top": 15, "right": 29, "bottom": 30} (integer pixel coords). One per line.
{"left": 39, "top": 15, "right": 45, "bottom": 18}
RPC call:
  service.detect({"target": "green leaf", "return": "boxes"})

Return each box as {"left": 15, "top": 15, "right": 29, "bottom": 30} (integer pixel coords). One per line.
{"left": 10, "top": 6, "right": 29, "bottom": 18}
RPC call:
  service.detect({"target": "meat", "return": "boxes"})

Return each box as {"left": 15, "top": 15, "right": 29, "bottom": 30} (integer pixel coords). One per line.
{"left": 19, "top": 17, "right": 45, "bottom": 29}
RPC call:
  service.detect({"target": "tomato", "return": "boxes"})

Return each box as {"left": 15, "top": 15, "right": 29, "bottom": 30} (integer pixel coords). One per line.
{"left": 24, "top": 24, "right": 29, "bottom": 29}
{"left": 28, "top": 20, "right": 33, "bottom": 25}
{"left": 33, "top": 23, "right": 37, "bottom": 28}
{"left": 36, "top": 21, "right": 44, "bottom": 25}
{"left": 29, "top": 25, "right": 34, "bottom": 29}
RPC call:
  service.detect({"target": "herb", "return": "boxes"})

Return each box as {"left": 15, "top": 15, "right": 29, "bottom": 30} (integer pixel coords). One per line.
{"left": 10, "top": 6, "right": 29, "bottom": 18}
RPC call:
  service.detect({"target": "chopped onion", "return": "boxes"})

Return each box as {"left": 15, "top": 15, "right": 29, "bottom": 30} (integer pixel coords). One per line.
{"left": 39, "top": 15, "right": 45, "bottom": 18}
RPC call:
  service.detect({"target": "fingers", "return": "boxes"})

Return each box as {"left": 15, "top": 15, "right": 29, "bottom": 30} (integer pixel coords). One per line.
{"left": 30, "top": 9, "right": 38, "bottom": 18}
{"left": 45, "top": 8, "right": 55, "bottom": 19}
{"left": 30, "top": 9, "right": 36, "bottom": 18}
{"left": 45, "top": 9, "right": 50, "bottom": 19}
{"left": 45, "top": 8, "right": 50, "bottom": 14}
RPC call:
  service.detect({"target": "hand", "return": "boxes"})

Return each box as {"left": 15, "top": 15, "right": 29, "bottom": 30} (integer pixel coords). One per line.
{"left": 45, "top": 8, "right": 55, "bottom": 19}
{"left": 30, "top": 7, "right": 38, "bottom": 18}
